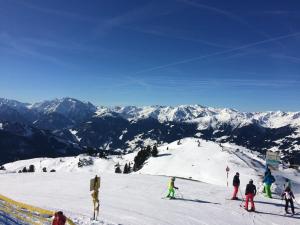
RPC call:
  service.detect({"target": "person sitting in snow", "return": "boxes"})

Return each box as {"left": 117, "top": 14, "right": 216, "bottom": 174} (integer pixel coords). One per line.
{"left": 263, "top": 171, "right": 275, "bottom": 198}
{"left": 281, "top": 187, "right": 295, "bottom": 215}
{"left": 244, "top": 179, "right": 257, "bottom": 211}
{"left": 231, "top": 172, "right": 240, "bottom": 200}
{"left": 166, "top": 177, "right": 178, "bottom": 199}
{"left": 52, "top": 211, "right": 66, "bottom": 225}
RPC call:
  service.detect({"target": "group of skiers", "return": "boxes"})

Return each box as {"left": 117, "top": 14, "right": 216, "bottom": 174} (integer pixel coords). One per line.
{"left": 229, "top": 166, "right": 297, "bottom": 215}
{"left": 231, "top": 172, "right": 257, "bottom": 211}
{"left": 165, "top": 167, "right": 297, "bottom": 216}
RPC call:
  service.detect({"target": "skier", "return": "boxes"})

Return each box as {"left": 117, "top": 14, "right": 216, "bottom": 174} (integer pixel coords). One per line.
{"left": 281, "top": 187, "right": 295, "bottom": 215}
{"left": 231, "top": 172, "right": 240, "bottom": 200}
{"left": 262, "top": 166, "right": 271, "bottom": 193}
{"left": 263, "top": 171, "right": 275, "bottom": 198}
{"left": 166, "top": 177, "right": 178, "bottom": 199}
{"left": 244, "top": 179, "right": 257, "bottom": 211}
{"left": 52, "top": 211, "right": 66, "bottom": 225}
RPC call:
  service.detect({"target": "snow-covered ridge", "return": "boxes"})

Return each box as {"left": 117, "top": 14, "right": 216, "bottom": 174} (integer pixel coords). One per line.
{"left": 1, "top": 97, "right": 300, "bottom": 129}
{"left": 30, "top": 97, "right": 96, "bottom": 116}
{"left": 95, "top": 105, "right": 300, "bottom": 129}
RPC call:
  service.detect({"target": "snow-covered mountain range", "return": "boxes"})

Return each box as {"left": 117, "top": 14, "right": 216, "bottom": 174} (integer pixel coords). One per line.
{"left": 0, "top": 97, "right": 299, "bottom": 164}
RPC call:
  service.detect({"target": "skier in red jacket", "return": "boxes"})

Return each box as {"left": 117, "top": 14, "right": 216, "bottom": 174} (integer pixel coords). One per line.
{"left": 52, "top": 211, "right": 66, "bottom": 225}
{"left": 244, "top": 179, "right": 257, "bottom": 211}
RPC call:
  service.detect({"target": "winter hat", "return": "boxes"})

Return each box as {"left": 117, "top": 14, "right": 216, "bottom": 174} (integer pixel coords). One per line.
{"left": 171, "top": 177, "right": 176, "bottom": 181}
{"left": 236, "top": 172, "right": 240, "bottom": 176}
{"left": 249, "top": 179, "right": 253, "bottom": 184}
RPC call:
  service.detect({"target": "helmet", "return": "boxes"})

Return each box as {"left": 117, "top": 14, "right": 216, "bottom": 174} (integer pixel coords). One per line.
{"left": 249, "top": 179, "right": 253, "bottom": 184}
{"left": 171, "top": 177, "right": 176, "bottom": 181}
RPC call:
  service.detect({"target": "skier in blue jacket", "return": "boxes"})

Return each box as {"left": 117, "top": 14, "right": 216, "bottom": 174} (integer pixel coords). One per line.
{"left": 263, "top": 171, "right": 275, "bottom": 198}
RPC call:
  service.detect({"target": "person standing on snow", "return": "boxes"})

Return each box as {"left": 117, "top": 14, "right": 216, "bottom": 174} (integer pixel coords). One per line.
{"left": 166, "top": 177, "right": 178, "bottom": 199}
{"left": 263, "top": 171, "right": 275, "bottom": 198}
{"left": 262, "top": 166, "right": 271, "bottom": 193}
{"left": 244, "top": 179, "right": 257, "bottom": 212}
{"left": 281, "top": 187, "right": 295, "bottom": 215}
{"left": 52, "top": 211, "right": 66, "bottom": 225}
{"left": 231, "top": 172, "right": 240, "bottom": 200}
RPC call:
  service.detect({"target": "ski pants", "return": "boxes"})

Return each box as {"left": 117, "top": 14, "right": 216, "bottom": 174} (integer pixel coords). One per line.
{"left": 167, "top": 188, "right": 175, "bottom": 198}
{"left": 245, "top": 193, "right": 255, "bottom": 210}
{"left": 232, "top": 185, "right": 238, "bottom": 198}
{"left": 265, "top": 184, "right": 272, "bottom": 198}
{"left": 285, "top": 199, "right": 295, "bottom": 214}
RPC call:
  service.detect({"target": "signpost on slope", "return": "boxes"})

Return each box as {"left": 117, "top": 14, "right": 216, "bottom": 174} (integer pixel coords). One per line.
{"left": 90, "top": 175, "right": 101, "bottom": 220}
{"left": 266, "top": 151, "right": 280, "bottom": 170}
{"left": 226, "top": 166, "right": 230, "bottom": 187}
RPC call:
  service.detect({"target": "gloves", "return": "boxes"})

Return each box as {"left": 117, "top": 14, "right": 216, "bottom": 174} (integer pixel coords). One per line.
{"left": 175, "top": 187, "right": 179, "bottom": 190}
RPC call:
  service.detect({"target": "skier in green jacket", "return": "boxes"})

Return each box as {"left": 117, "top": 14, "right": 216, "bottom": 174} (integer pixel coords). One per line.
{"left": 166, "top": 177, "right": 178, "bottom": 199}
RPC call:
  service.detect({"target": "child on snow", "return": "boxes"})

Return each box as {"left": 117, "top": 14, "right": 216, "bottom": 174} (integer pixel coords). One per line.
{"left": 231, "top": 172, "right": 240, "bottom": 200}
{"left": 166, "top": 177, "right": 178, "bottom": 199}
{"left": 244, "top": 179, "right": 257, "bottom": 211}
{"left": 281, "top": 187, "right": 295, "bottom": 215}
{"left": 52, "top": 211, "right": 66, "bottom": 225}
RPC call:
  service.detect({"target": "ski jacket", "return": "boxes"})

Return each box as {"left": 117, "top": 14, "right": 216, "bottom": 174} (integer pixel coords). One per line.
{"left": 263, "top": 174, "right": 275, "bottom": 185}
{"left": 245, "top": 183, "right": 256, "bottom": 195}
{"left": 281, "top": 190, "right": 295, "bottom": 200}
{"left": 52, "top": 213, "right": 66, "bottom": 225}
{"left": 232, "top": 175, "right": 240, "bottom": 187}
{"left": 168, "top": 180, "right": 177, "bottom": 189}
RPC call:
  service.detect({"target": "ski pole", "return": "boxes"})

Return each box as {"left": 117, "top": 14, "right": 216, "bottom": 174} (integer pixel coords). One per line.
{"left": 177, "top": 189, "right": 184, "bottom": 199}
{"left": 238, "top": 187, "right": 245, "bottom": 207}
{"left": 280, "top": 198, "right": 285, "bottom": 214}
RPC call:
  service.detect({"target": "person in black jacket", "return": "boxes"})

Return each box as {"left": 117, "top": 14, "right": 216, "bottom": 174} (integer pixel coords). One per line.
{"left": 281, "top": 187, "right": 295, "bottom": 215}
{"left": 231, "top": 172, "right": 240, "bottom": 200}
{"left": 244, "top": 179, "right": 257, "bottom": 211}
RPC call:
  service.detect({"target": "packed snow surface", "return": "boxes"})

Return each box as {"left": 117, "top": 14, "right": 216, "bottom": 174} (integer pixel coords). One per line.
{"left": 1, "top": 138, "right": 300, "bottom": 224}
{"left": 0, "top": 172, "right": 300, "bottom": 225}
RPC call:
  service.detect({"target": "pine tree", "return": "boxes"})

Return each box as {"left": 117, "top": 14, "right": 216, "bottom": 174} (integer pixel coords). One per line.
{"left": 128, "top": 162, "right": 131, "bottom": 173}
{"left": 28, "top": 165, "right": 35, "bottom": 172}
{"left": 115, "top": 165, "right": 122, "bottom": 173}
{"left": 42, "top": 167, "right": 47, "bottom": 172}
{"left": 133, "top": 147, "right": 152, "bottom": 171}
{"left": 22, "top": 167, "right": 27, "bottom": 173}
{"left": 151, "top": 145, "right": 158, "bottom": 157}
{"left": 123, "top": 163, "right": 128, "bottom": 174}
{"left": 146, "top": 145, "right": 151, "bottom": 154}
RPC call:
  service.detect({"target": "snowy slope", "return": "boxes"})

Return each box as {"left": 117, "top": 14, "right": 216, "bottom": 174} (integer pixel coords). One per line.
{"left": 3, "top": 138, "right": 261, "bottom": 187}
{"left": 0, "top": 172, "right": 300, "bottom": 225}
{"left": 3, "top": 138, "right": 298, "bottom": 190}
{"left": 1, "top": 138, "right": 300, "bottom": 224}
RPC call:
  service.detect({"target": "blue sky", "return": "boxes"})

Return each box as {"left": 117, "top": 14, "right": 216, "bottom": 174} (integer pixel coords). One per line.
{"left": 0, "top": 0, "right": 300, "bottom": 111}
